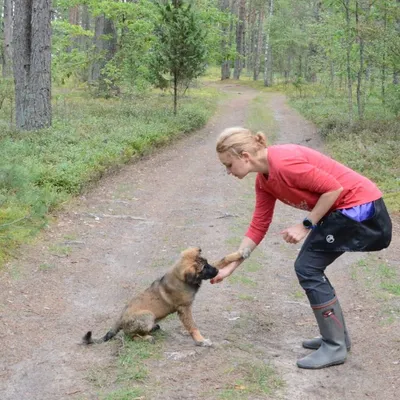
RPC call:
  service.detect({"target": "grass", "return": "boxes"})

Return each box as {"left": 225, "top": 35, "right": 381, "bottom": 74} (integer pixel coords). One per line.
{"left": 102, "top": 388, "right": 144, "bottom": 400}
{"left": 217, "top": 362, "right": 284, "bottom": 399}
{"left": 229, "top": 274, "right": 257, "bottom": 287}
{"left": 0, "top": 84, "right": 220, "bottom": 267}
{"left": 39, "top": 263, "right": 56, "bottom": 271}
{"left": 88, "top": 332, "right": 166, "bottom": 400}
{"left": 49, "top": 244, "right": 72, "bottom": 257}
{"left": 116, "top": 336, "right": 163, "bottom": 383}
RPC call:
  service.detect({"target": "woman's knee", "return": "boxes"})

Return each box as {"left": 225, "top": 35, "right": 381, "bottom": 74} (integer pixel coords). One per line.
{"left": 294, "top": 258, "right": 311, "bottom": 281}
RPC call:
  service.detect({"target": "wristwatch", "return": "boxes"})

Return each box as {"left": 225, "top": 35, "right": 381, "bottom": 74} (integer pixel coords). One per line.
{"left": 303, "top": 217, "right": 317, "bottom": 230}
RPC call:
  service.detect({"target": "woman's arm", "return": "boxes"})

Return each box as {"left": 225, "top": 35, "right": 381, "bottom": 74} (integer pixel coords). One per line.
{"left": 281, "top": 187, "right": 343, "bottom": 244}
{"left": 210, "top": 236, "right": 257, "bottom": 284}
{"left": 211, "top": 177, "right": 276, "bottom": 284}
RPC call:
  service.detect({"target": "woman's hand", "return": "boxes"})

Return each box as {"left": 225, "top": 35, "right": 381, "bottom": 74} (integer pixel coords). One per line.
{"left": 281, "top": 223, "right": 309, "bottom": 244}
{"left": 210, "top": 264, "right": 236, "bottom": 284}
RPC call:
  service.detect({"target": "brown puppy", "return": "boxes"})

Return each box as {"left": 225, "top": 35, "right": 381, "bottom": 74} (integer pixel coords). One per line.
{"left": 83, "top": 247, "right": 249, "bottom": 346}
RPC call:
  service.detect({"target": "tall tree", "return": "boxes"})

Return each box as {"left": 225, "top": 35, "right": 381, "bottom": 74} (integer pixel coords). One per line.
{"left": 89, "top": 13, "right": 117, "bottom": 92}
{"left": 13, "top": 0, "right": 52, "bottom": 130}
{"left": 344, "top": 0, "right": 354, "bottom": 122}
{"left": 264, "top": 0, "right": 273, "bottom": 86}
{"left": 394, "top": 0, "right": 400, "bottom": 84}
{"left": 219, "top": 0, "right": 232, "bottom": 80}
{"left": 2, "top": 0, "right": 13, "bottom": 78}
{"left": 233, "top": 0, "right": 246, "bottom": 79}
{"left": 253, "top": 6, "right": 265, "bottom": 81}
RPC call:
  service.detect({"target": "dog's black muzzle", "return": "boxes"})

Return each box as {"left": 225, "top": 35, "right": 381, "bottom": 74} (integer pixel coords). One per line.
{"left": 200, "top": 263, "right": 219, "bottom": 280}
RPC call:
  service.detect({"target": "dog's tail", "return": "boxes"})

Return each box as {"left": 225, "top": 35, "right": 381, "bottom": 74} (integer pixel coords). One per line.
{"left": 82, "top": 325, "right": 121, "bottom": 345}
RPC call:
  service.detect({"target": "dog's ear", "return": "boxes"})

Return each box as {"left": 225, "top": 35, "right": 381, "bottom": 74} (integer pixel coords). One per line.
{"left": 181, "top": 247, "right": 201, "bottom": 259}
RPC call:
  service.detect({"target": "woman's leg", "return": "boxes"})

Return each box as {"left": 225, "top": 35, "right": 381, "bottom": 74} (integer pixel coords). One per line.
{"left": 294, "top": 238, "right": 348, "bottom": 369}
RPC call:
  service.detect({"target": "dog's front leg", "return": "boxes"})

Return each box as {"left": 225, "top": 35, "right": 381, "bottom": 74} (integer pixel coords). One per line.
{"left": 177, "top": 306, "right": 212, "bottom": 347}
{"left": 213, "top": 248, "right": 251, "bottom": 270}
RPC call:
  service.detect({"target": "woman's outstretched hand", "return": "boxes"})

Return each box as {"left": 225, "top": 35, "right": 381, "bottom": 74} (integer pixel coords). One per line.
{"left": 210, "top": 264, "right": 235, "bottom": 284}
{"left": 281, "top": 223, "right": 309, "bottom": 244}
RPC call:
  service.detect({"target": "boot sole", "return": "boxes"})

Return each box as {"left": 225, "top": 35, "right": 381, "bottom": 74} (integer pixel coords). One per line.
{"left": 297, "top": 359, "right": 346, "bottom": 369}
{"left": 302, "top": 344, "right": 351, "bottom": 351}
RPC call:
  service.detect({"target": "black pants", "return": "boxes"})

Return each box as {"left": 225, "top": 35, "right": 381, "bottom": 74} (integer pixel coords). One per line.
{"left": 294, "top": 233, "right": 344, "bottom": 307}
{"left": 294, "top": 198, "right": 392, "bottom": 307}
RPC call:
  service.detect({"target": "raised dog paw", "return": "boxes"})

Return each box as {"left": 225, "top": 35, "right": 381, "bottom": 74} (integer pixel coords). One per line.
{"left": 196, "top": 338, "right": 213, "bottom": 347}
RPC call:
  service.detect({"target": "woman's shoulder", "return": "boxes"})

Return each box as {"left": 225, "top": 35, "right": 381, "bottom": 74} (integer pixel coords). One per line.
{"left": 269, "top": 143, "right": 321, "bottom": 154}
{"left": 268, "top": 144, "right": 320, "bottom": 162}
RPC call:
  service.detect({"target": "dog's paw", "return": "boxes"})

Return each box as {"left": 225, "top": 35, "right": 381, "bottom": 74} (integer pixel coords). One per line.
{"left": 144, "top": 335, "right": 156, "bottom": 344}
{"left": 196, "top": 338, "right": 213, "bottom": 347}
{"left": 239, "top": 247, "right": 251, "bottom": 259}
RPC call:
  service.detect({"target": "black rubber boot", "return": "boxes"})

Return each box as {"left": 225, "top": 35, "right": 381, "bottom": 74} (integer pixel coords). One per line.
{"left": 297, "top": 300, "right": 347, "bottom": 369}
{"left": 302, "top": 300, "right": 351, "bottom": 351}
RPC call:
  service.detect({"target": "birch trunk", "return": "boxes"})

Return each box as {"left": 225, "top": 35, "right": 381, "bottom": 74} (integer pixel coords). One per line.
{"left": 263, "top": 0, "right": 273, "bottom": 87}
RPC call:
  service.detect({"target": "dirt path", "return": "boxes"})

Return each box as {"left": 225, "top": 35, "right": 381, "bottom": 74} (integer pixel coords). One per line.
{"left": 0, "top": 85, "right": 398, "bottom": 400}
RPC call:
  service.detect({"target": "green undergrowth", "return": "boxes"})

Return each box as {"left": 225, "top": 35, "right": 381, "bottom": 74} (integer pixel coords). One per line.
{"left": 0, "top": 86, "right": 219, "bottom": 266}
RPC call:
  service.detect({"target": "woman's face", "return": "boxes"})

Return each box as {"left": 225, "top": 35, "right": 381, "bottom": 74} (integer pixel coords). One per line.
{"left": 218, "top": 151, "right": 250, "bottom": 179}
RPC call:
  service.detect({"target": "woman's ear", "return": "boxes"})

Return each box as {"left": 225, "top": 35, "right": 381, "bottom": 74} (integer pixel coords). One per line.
{"left": 241, "top": 151, "right": 251, "bottom": 162}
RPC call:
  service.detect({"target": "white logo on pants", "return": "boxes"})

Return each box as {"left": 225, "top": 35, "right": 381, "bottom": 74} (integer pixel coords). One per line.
{"left": 326, "top": 235, "right": 335, "bottom": 243}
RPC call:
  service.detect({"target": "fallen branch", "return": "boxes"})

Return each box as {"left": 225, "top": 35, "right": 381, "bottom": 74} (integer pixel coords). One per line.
{"left": 82, "top": 213, "right": 146, "bottom": 221}
{"left": 216, "top": 213, "right": 239, "bottom": 219}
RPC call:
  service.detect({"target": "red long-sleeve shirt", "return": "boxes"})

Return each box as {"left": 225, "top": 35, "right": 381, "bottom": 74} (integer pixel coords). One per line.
{"left": 245, "top": 144, "right": 382, "bottom": 245}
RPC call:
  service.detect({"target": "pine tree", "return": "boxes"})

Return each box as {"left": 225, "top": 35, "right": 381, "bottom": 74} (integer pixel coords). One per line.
{"left": 149, "top": 0, "right": 207, "bottom": 114}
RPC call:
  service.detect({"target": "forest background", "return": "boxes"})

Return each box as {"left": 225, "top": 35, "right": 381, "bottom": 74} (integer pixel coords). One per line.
{"left": 0, "top": 0, "right": 399, "bottom": 265}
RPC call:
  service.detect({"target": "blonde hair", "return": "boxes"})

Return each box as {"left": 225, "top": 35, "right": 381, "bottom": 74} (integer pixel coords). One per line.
{"left": 216, "top": 127, "right": 267, "bottom": 157}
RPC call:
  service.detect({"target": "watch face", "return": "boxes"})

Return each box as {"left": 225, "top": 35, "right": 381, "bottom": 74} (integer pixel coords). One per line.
{"left": 303, "top": 218, "right": 312, "bottom": 228}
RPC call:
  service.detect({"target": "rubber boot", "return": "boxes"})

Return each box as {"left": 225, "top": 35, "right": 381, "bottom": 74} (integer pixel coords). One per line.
{"left": 302, "top": 300, "right": 351, "bottom": 351}
{"left": 297, "top": 300, "right": 347, "bottom": 369}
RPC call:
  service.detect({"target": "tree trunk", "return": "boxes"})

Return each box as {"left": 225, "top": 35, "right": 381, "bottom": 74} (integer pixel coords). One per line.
{"left": 89, "top": 14, "right": 117, "bottom": 89}
{"left": 2, "top": 0, "right": 13, "bottom": 78}
{"left": 330, "top": 60, "right": 335, "bottom": 91}
{"left": 344, "top": 0, "right": 353, "bottom": 122}
{"left": 253, "top": 8, "right": 264, "bottom": 81}
{"left": 13, "top": 0, "right": 52, "bottom": 131}
{"left": 233, "top": 0, "right": 246, "bottom": 80}
{"left": 247, "top": 1, "right": 256, "bottom": 73}
{"left": 220, "top": 0, "right": 231, "bottom": 80}
{"left": 69, "top": 5, "right": 79, "bottom": 25}
{"left": 355, "top": 1, "right": 364, "bottom": 119}
{"left": 394, "top": 0, "right": 400, "bottom": 84}
{"left": 173, "top": 69, "right": 177, "bottom": 115}
{"left": 381, "top": 4, "right": 387, "bottom": 106}
{"left": 263, "top": 0, "right": 273, "bottom": 87}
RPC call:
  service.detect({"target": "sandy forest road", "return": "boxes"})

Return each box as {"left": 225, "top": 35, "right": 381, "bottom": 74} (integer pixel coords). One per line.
{"left": 0, "top": 84, "right": 399, "bottom": 400}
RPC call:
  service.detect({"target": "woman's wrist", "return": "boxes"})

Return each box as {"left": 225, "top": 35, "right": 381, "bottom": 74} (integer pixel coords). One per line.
{"left": 229, "top": 260, "right": 242, "bottom": 273}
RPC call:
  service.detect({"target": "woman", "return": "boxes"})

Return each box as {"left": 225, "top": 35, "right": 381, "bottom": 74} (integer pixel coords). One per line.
{"left": 212, "top": 127, "right": 392, "bottom": 369}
